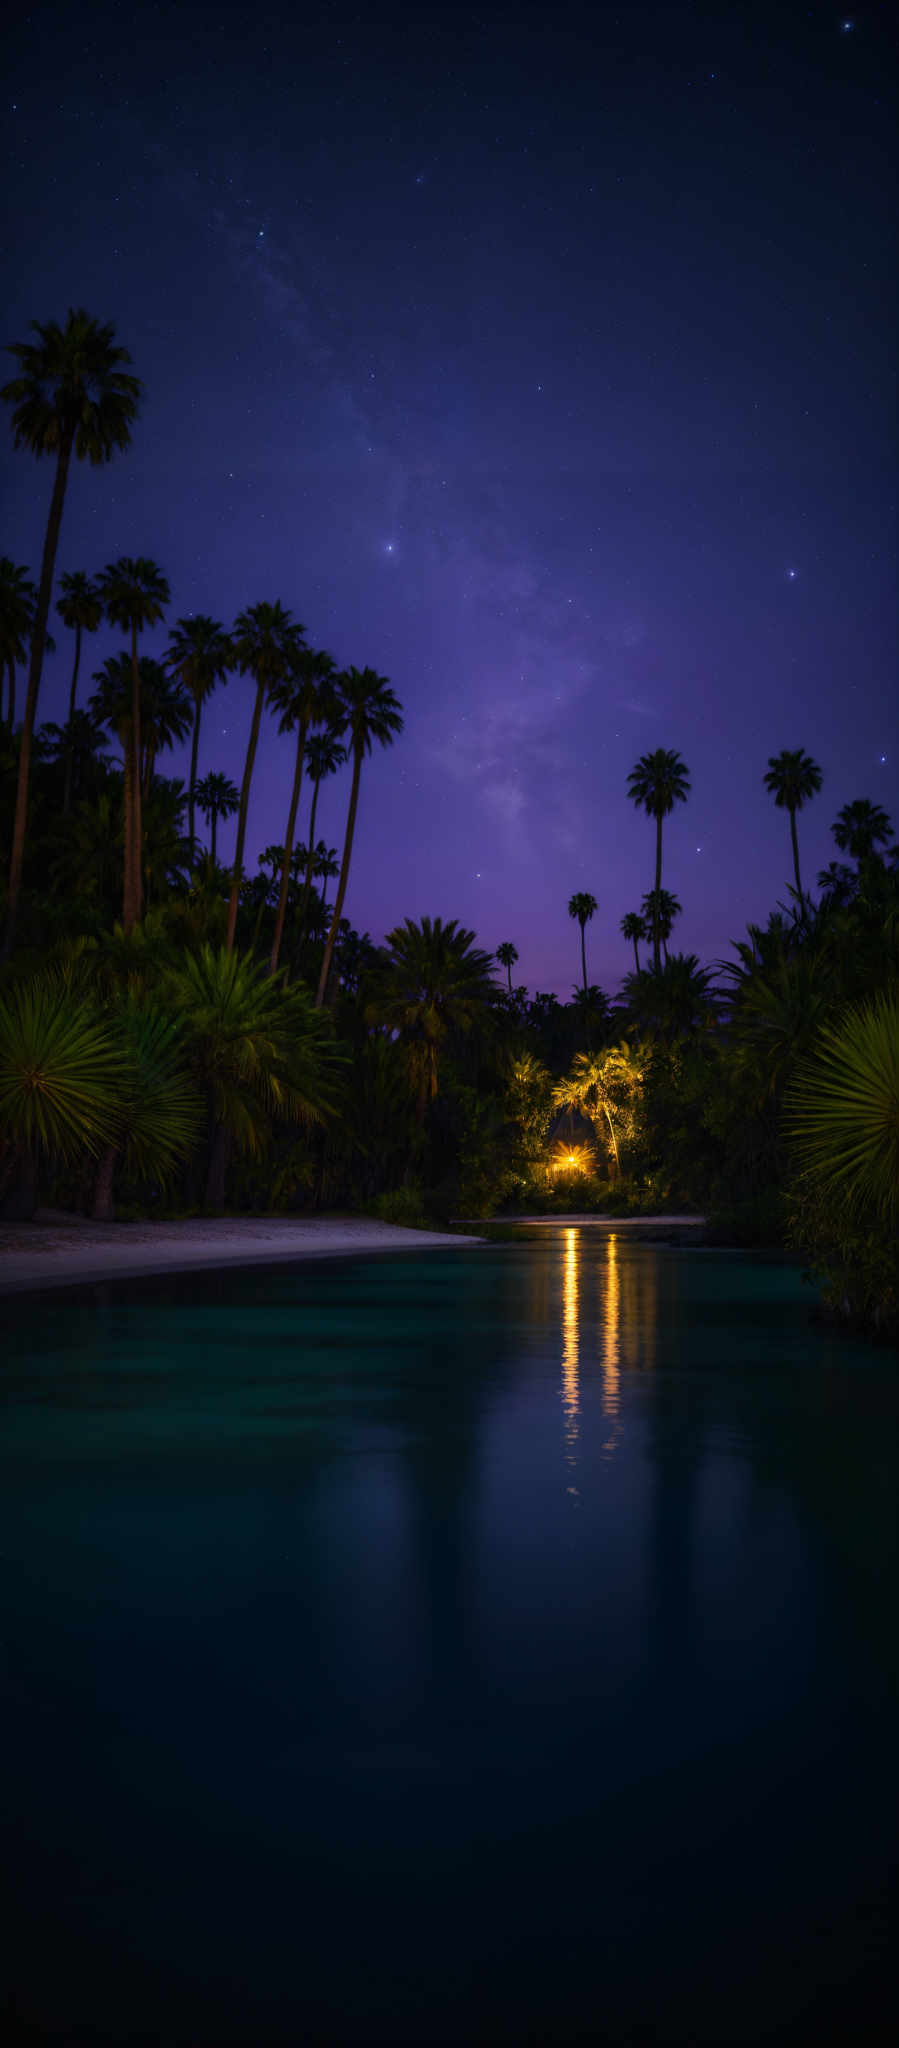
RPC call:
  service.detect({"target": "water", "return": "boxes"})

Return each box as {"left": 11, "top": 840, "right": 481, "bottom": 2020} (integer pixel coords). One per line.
{"left": 1, "top": 1235, "right": 896, "bottom": 2043}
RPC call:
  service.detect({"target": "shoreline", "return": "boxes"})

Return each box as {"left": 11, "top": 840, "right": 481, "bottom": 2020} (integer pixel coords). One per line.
{"left": 0, "top": 1213, "right": 485, "bottom": 1298}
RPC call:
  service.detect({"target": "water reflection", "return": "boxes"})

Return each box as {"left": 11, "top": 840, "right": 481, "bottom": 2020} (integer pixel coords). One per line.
{"left": 561, "top": 1228, "right": 580, "bottom": 1480}
{"left": 601, "top": 1233, "right": 621, "bottom": 1443}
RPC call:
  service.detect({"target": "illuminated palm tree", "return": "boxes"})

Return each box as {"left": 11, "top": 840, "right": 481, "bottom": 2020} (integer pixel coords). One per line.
{"left": 763, "top": 748, "right": 822, "bottom": 900}
{"left": 1, "top": 311, "right": 141, "bottom": 948}
{"left": 626, "top": 748, "right": 691, "bottom": 969}
{"left": 296, "top": 726, "right": 347, "bottom": 943}
{"left": 0, "top": 557, "right": 37, "bottom": 728}
{"left": 195, "top": 770, "right": 239, "bottom": 866}
{"left": 227, "top": 601, "right": 304, "bottom": 953}
{"left": 164, "top": 615, "right": 233, "bottom": 859}
{"left": 567, "top": 891, "right": 597, "bottom": 996}
{"left": 97, "top": 557, "right": 170, "bottom": 931}
{"left": 496, "top": 940, "right": 519, "bottom": 993}
{"left": 620, "top": 910, "right": 647, "bottom": 973}
{"left": 366, "top": 916, "right": 496, "bottom": 1120}
{"left": 268, "top": 646, "right": 337, "bottom": 972}
{"left": 55, "top": 570, "right": 103, "bottom": 812}
{"left": 832, "top": 798, "right": 892, "bottom": 865}
{"left": 315, "top": 667, "right": 404, "bottom": 1006}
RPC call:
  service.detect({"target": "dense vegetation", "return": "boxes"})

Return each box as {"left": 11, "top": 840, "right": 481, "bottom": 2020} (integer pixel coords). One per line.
{"left": 2, "top": 311, "right": 897, "bottom": 1335}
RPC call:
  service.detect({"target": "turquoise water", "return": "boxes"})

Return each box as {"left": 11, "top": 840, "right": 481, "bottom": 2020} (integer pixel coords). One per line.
{"left": 1, "top": 1236, "right": 896, "bottom": 2043}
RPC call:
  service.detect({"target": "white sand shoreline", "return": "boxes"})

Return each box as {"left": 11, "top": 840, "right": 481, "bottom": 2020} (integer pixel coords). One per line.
{"left": 0, "top": 1214, "right": 485, "bottom": 1297}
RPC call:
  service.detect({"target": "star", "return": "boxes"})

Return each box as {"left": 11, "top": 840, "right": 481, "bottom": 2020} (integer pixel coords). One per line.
{"left": 840, "top": 18, "right": 854, "bottom": 31}
{"left": 786, "top": 567, "right": 798, "bottom": 580}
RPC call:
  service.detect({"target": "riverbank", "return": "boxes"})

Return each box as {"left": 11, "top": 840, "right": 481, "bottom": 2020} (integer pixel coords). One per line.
{"left": 0, "top": 1212, "right": 484, "bottom": 1296}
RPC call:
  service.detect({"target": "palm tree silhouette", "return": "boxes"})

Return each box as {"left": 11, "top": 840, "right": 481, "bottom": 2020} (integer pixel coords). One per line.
{"left": 626, "top": 749, "right": 691, "bottom": 970}
{"left": 315, "top": 667, "right": 403, "bottom": 1006}
{"left": 496, "top": 940, "right": 519, "bottom": 993}
{"left": 1, "top": 310, "right": 141, "bottom": 949}
{"left": 567, "top": 892, "right": 597, "bottom": 997}
{"left": 763, "top": 748, "right": 822, "bottom": 900}
{"left": 641, "top": 887, "right": 682, "bottom": 961}
{"left": 98, "top": 557, "right": 170, "bottom": 930}
{"left": 56, "top": 571, "right": 103, "bottom": 814}
{"left": 164, "top": 615, "right": 233, "bottom": 861}
{"left": 366, "top": 916, "right": 496, "bottom": 1121}
{"left": 268, "top": 646, "right": 337, "bottom": 973}
{"left": 295, "top": 726, "right": 347, "bottom": 945}
{"left": 832, "top": 798, "right": 892, "bottom": 864}
{"left": 227, "top": 601, "right": 304, "bottom": 953}
{"left": 195, "top": 771, "right": 239, "bottom": 866}
{"left": 0, "top": 557, "right": 38, "bottom": 728}
{"left": 620, "top": 910, "right": 647, "bottom": 973}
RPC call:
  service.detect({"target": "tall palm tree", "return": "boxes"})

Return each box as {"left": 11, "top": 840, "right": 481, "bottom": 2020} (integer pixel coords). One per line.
{"left": 0, "top": 557, "right": 37, "bottom": 728}
{"left": 97, "top": 557, "right": 170, "bottom": 932}
{"left": 763, "top": 748, "right": 822, "bottom": 900}
{"left": 832, "top": 799, "right": 892, "bottom": 864}
{"left": 296, "top": 726, "right": 347, "bottom": 942}
{"left": 567, "top": 891, "right": 597, "bottom": 996}
{"left": 626, "top": 749, "right": 691, "bottom": 969}
{"left": 641, "top": 887, "right": 682, "bottom": 962}
{"left": 227, "top": 601, "right": 303, "bottom": 953}
{"left": 90, "top": 654, "right": 190, "bottom": 794}
{"left": 1, "top": 311, "right": 141, "bottom": 950}
{"left": 620, "top": 910, "right": 647, "bottom": 973}
{"left": 195, "top": 771, "right": 239, "bottom": 865}
{"left": 496, "top": 940, "right": 519, "bottom": 993}
{"left": 315, "top": 667, "right": 404, "bottom": 1006}
{"left": 164, "top": 615, "right": 234, "bottom": 861}
{"left": 268, "top": 645, "right": 337, "bottom": 972}
{"left": 365, "top": 916, "right": 496, "bottom": 1121}
{"left": 55, "top": 570, "right": 103, "bottom": 812}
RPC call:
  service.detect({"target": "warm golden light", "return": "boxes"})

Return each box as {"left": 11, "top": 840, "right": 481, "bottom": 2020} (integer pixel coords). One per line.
{"left": 561, "top": 1227, "right": 580, "bottom": 1469}
{"left": 602, "top": 1231, "right": 620, "bottom": 1417}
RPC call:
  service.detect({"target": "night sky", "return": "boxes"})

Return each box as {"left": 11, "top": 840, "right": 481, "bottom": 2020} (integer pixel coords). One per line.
{"left": 3, "top": 1, "right": 896, "bottom": 994}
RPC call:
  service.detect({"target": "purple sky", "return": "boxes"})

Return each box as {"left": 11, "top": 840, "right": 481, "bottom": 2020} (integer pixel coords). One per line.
{"left": 3, "top": 1, "right": 896, "bottom": 995}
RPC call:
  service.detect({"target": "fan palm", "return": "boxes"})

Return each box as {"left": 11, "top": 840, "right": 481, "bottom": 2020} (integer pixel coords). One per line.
{"left": 164, "top": 615, "right": 233, "bottom": 860}
{"left": 763, "top": 749, "right": 822, "bottom": 901}
{"left": 91, "top": 1000, "right": 201, "bottom": 1219}
{"left": 0, "top": 557, "right": 38, "bottom": 729}
{"left": 496, "top": 940, "right": 519, "bottom": 993}
{"left": 786, "top": 991, "right": 899, "bottom": 1222}
{"left": 195, "top": 770, "right": 239, "bottom": 865}
{"left": 268, "top": 645, "right": 337, "bottom": 972}
{"left": 365, "top": 915, "right": 496, "bottom": 1120}
{"left": 1, "top": 311, "right": 141, "bottom": 949}
{"left": 227, "top": 601, "right": 304, "bottom": 952}
{"left": 315, "top": 668, "right": 404, "bottom": 1006}
{"left": 97, "top": 557, "right": 170, "bottom": 931}
{"left": 626, "top": 749, "right": 691, "bottom": 969}
{"left": 296, "top": 726, "right": 347, "bottom": 943}
{"left": 165, "top": 943, "right": 345, "bottom": 1207}
{"left": 90, "top": 654, "right": 191, "bottom": 794}
{"left": 55, "top": 570, "right": 103, "bottom": 812}
{"left": 832, "top": 799, "right": 892, "bottom": 865}
{"left": 641, "top": 887, "right": 681, "bottom": 961}
{"left": 567, "top": 892, "right": 597, "bottom": 996}
{"left": 620, "top": 910, "right": 647, "bottom": 973}
{"left": 0, "top": 977, "right": 125, "bottom": 1215}
{"left": 621, "top": 953, "right": 713, "bottom": 1041}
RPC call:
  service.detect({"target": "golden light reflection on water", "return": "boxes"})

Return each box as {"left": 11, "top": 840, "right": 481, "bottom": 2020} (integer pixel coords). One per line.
{"left": 602, "top": 1232, "right": 620, "bottom": 1417}
{"left": 561, "top": 1228, "right": 580, "bottom": 1481}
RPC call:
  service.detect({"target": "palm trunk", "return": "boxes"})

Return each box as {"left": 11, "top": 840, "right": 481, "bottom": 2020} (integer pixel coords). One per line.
{"left": 62, "top": 623, "right": 82, "bottom": 815}
{"left": 789, "top": 807, "right": 802, "bottom": 900}
{"left": 296, "top": 775, "right": 322, "bottom": 941}
{"left": 188, "top": 700, "right": 201, "bottom": 862}
{"left": 580, "top": 921, "right": 587, "bottom": 996}
{"left": 6, "top": 657, "right": 15, "bottom": 727}
{"left": 603, "top": 1104, "right": 621, "bottom": 1180}
{"left": 92, "top": 1145, "right": 119, "bottom": 1221}
{"left": 653, "top": 813, "right": 663, "bottom": 971}
{"left": 315, "top": 750, "right": 361, "bottom": 1007}
{"left": 124, "top": 621, "right": 143, "bottom": 932}
{"left": 122, "top": 721, "right": 136, "bottom": 930}
{"left": 210, "top": 807, "right": 218, "bottom": 866}
{"left": 4, "top": 430, "right": 73, "bottom": 956}
{"left": 205, "top": 1121, "right": 231, "bottom": 1210}
{"left": 270, "top": 715, "right": 309, "bottom": 972}
{"left": 506, "top": 962, "right": 513, "bottom": 994}
{"left": 632, "top": 937, "right": 640, "bottom": 973}
{"left": 226, "top": 680, "right": 266, "bottom": 953}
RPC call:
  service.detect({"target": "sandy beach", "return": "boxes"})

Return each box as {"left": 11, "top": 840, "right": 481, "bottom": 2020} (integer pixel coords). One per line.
{"left": 0, "top": 1213, "right": 484, "bottom": 1297}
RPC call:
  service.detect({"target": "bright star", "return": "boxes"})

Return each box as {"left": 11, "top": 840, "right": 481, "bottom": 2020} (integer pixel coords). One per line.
{"left": 787, "top": 568, "right": 798, "bottom": 580}
{"left": 840, "top": 18, "right": 854, "bottom": 31}
{"left": 385, "top": 542, "right": 395, "bottom": 554}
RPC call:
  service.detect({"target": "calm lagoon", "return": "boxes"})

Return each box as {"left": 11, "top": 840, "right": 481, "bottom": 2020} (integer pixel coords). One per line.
{"left": 2, "top": 1235, "right": 896, "bottom": 2043}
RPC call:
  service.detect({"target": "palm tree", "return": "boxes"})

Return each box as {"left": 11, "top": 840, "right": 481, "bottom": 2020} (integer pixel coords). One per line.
{"left": 227, "top": 601, "right": 304, "bottom": 953}
{"left": 641, "top": 887, "right": 682, "bottom": 961}
{"left": 626, "top": 749, "right": 691, "bottom": 969}
{"left": 0, "top": 557, "right": 38, "bottom": 728}
{"left": 165, "top": 943, "right": 345, "bottom": 1208}
{"left": 567, "top": 892, "right": 597, "bottom": 996}
{"left": 0, "top": 975, "right": 125, "bottom": 1216}
{"left": 832, "top": 799, "right": 893, "bottom": 865}
{"left": 91, "top": 999, "right": 201, "bottom": 1220}
{"left": 816, "top": 860, "right": 857, "bottom": 910}
{"left": 1, "top": 311, "right": 141, "bottom": 950}
{"left": 496, "top": 940, "right": 519, "bottom": 993}
{"left": 315, "top": 667, "right": 404, "bottom": 1006}
{"left": 55, "top": 571, "right": 103, "bottom": 813}
{"left": 268, "top": 646, "right": 337, "bottom": 973}
{"left": 763, "top": 749, "right": 823, "bottom": 900}
{"left": 553, "top": 1045, "right": 643, "bottom": 1181}
{"left": 787, "top": 991, "right": 899, "bottom": 1223}
{"left": 195, "top": 770, "right": 239, "bottom": 865}
{"left": 621, "top": 953, "right": 714, "bottom": 1041}
{"left": 164, "top": 615, "right": 233, "bottom": 861}
{"left": 365, "top": 916, "right": 496, "bottom": 1121}
{"left": 90, "top": 654, "right": 190, "bottom": 794}
{"left": 97, "top": 557, "right": 170, "bottom": 932}
{"left": 296, "top": 726, "right": 347, "bottom": 942}
{"left": 620, "top": 910, "right": 647, "bottom": 973}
